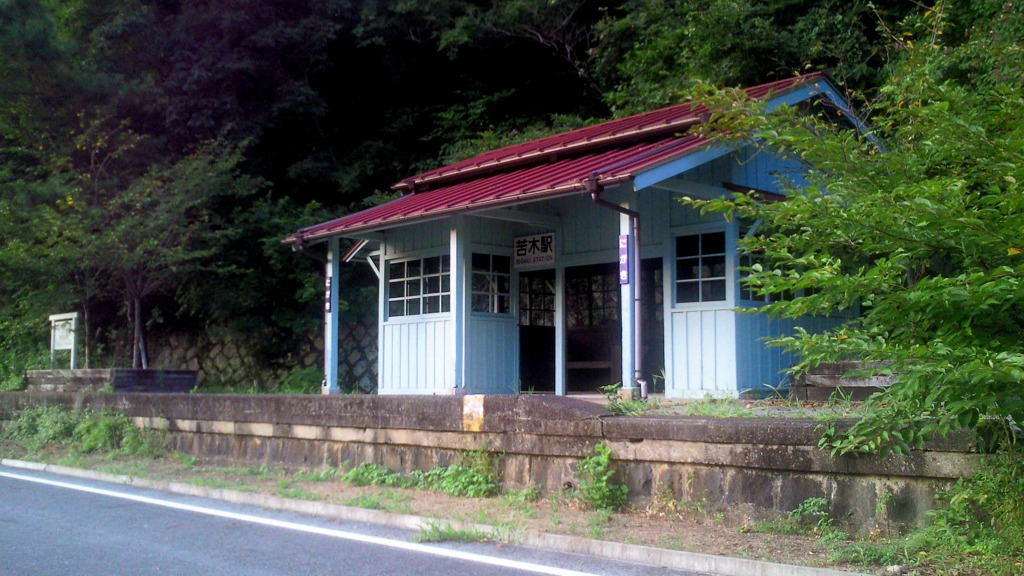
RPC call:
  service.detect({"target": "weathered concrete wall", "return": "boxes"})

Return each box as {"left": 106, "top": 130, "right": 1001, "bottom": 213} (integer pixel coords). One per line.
{"left": 0, "top": 392, "right": 977, "bottom": 534}
{"left": 25, "top": 370, "right": 197, "bottom": 393}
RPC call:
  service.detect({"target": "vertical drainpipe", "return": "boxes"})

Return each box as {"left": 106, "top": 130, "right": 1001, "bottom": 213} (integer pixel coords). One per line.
{"left": 585, "top": 174, "right": 647, "bottom": 398}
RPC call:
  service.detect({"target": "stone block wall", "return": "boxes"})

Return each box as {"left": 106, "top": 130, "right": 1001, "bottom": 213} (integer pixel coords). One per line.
{"left": 148, "top": 315, "right": 377, "bottom": 390}
{"left": 0, "top": 391, "right": 978, "bottom": 535}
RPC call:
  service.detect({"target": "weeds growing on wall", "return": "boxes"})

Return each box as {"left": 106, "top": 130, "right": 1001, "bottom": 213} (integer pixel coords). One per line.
{"left": 576, "top": 442, "right": 627, "bottom": 510}
{"left": 599, "top": 383, "right": 658, "bottom": 416}
{"left": 2, "top": 405, "right": 164, "bottom": 456}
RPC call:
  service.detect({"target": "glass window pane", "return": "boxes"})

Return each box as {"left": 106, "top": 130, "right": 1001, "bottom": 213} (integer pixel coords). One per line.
{"left": 677, "top": 281, "right": 699, "bottom": 303}
{"left": 493, "top": 255, "right": 510, "bottom": 273}
{"left": 389, "top": 280, "right": 405, "bottom": 298}
{"left": 704, "top": 279, "right": 726, "bottom": 301}
{"left": 497, "top": 295, "right": 510, "bottom": 314}
{"left": 424, "top": 276, "right": 440, "bottom": 295}
{"left": 541, "top": 295, "right": 554, "bottom": 311}
{"left": 407, "top": 259, "right": 421, "bottom": 278}
{"left": 472, "top": 253, "right": 490, "bottom": 271}
{"left": 703, "top": 232, "right": 726, "bottom": 254}
{"left": 441, "top": 298, "right": 450, "bottom": 312}
{"left": 441, "top": 274, "right": 450, "bottom": 293}
{"left": 497, "top": 275, "right": 510, "bottom": 294}
{"left": 472, "top": 273, "right": 490, "bottom": 292}
{"left": 677, "top": 257, "right": 700, "bottom": 280}
{"left": 472, "top": 294, "right": 490, "bottom": 313}
{"left": 706, "top": 255, "right": 726, "bottom": 278}
{"left": 406, "top": 279, "right": 421, "bottom": 296}
{"left": 389, "top": 301, "right": 405, "bottom": 317}
{"left": 520, "top": 310, "right": 529, "bottom": 324}
{"left": 389, "top": 262, "right": 405, "bottom": 280}
{"left": 423, "top": 256, "right": 440, "bottom": 275}
{"left": 424, "top": 296, "right": 440, "bottom": 314}
{"left": 406, "top": 299, "right": 420, "bottom": 315}
{"left": 676, "top": 235, "right": 700, "bottom": 257}
{"left": 441, "top": 255, "right": 450, "bottom": 272}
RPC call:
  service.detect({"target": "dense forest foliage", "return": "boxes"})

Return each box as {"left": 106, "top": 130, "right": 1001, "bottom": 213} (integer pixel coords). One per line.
{"left": 0, "top": 0, "right": 997, "bottom": 384}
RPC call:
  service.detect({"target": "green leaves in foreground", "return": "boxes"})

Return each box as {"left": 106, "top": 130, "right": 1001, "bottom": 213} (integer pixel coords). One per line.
{"left": 687, "top": 3, "right": 1024, "bottom": 456}
{"left": 2, "top": 405, "right": 163, "bottom": 456}
{"left": 577, "top": 443, "right": 627, "bottom": 511}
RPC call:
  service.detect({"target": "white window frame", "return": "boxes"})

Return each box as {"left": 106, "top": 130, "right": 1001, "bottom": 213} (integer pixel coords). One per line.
{"left": 386, "top": 254, "right": 451, "bottom": 319}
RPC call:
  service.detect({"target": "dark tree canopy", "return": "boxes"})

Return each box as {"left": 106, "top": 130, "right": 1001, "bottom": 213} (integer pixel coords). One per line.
{"left": 0, "top": 0, "right": 967, "bottom": 385}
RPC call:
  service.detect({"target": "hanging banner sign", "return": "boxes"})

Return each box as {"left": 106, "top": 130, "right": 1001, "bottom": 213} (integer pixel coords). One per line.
{"left": 618, "top": 235, "right": 630, "bottom": 284}
{"left": 514, "top": 233, "right": 555, "bottom": 268}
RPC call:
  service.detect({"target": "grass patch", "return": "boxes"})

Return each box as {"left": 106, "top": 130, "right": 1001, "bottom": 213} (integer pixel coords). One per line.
{"left": 599, "top": 383, "right": 660, "bottom": 416}
{"left": 2, "top": 405, "right": 164, "bottom": 457}
{"left": 186, "top": 476, "right": 245, "bottom": 490}
{"left": 414, "top": 521, "right": 491, "bottom": 543}
{"left": 343, "top": 490, "right": 413, "bottom": 514}
{"left": 96, "top": 461, "right": 154, "bottom": 478}
{"left": 342, "top": 462, "right": 409, "bottom": 487}
{"left": 750, "top": 497, "right": 844, "bottom": 541}
{"left": 679, "top": 395, "right": 752, "bottom": 418}
{"left": 276, "top": 480, "right": 321, "bottom": 501}
{"left": 293, "top": 467, "right": 338, "bottom": 482}
{"left": 414, "top": 464, "right": 498, "bottom": 498}
{"left": 586, "top": 509, "right": 613, "bottom": 539}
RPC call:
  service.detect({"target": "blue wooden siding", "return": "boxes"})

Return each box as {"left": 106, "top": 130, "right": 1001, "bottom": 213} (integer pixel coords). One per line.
{"left": 728, "top": 147, "right": 810, "bottom": 193}
{"left": 466, "top": 315, "right": 519, "bottom": 394}
{"left": 469, "top": 218, "right": 516, "bottom": 247}
{"left": 668, "top": 308, "right": 737, "bottom": 397}
{"left": 379, "top": 221, "right": 454, "bottom": 395}
{"left": 383, "top": 220, "right": 449, "bottom": 256}
{"left": 734, "top": 311, "right": 850, "bottom": 395}
{"left": 549, "top": 195, "right": 619, "bottom": 258}
{"left": 380, "top": 317, "right": 453, "bottom": 393}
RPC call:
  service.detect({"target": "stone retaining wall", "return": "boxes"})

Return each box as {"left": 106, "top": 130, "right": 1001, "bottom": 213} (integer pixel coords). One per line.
{"left": 147, "top": 316, "right": 377, "bottom": 391}
{"left": 0, "top": 392, "right": 977, "bottom": 534}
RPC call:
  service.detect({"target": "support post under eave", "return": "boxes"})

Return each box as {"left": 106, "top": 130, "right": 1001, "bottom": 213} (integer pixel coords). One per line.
{"left": 619, "top": 211, "right": 639, "bottom": 395}
{"left": 450, "top": 216, "right": 468, "bottom": 392}
{"left": 323, "top": 237, "right": 341, "bottom": 395}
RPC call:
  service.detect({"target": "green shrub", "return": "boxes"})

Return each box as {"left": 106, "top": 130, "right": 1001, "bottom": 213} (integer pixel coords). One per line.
{"left": 341, "top": 462, "right": 407, "bottom": 487}
{"left": 908, "top": 448, "right": 1024, "bottom": 572}
{"left": 414, "top": 464, "right": 498, "bottom": 498}
{"left": 599, "top": 382, "right": 657, "bottom": 416}
{"left": 272, "top": 367, "right": 323, "bottom": 394}
{"left": 577, "top": 442, "right": 628, "bottom": 510}
{"left": 2, "top": 405, "right": 163, "bottom": 456}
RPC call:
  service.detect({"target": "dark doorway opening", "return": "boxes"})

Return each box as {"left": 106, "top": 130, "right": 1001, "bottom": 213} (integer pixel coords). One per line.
{"left": 518, "top": 269, "right": 555, "bottom": 393}
{"left": 565, "top": 263, "right": 621, "bottom": 393}
{"left": 641, "top": 259, "right": 665, "bottom": 392}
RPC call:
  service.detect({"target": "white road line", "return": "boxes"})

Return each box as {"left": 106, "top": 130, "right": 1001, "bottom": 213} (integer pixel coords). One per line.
{"left": 0, "top": 470, "right": 598, "bottom": 576}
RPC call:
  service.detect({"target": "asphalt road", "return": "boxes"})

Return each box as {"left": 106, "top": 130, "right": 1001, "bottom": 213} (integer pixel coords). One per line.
{"left": 0, "top": 467, "right": 700, "bottom": 576}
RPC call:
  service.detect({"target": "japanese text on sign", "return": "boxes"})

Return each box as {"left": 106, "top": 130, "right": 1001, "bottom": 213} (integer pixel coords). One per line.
{"left": 618, "top": 235, "right": 630, "bottom": 284}
{"left": 514, "top": 233, "right": 555, "bottom": 268}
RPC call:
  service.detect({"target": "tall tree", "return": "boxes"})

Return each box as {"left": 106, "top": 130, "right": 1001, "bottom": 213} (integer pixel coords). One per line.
{"left": 688, "top": 0, "right": 1024, "bottom": 454}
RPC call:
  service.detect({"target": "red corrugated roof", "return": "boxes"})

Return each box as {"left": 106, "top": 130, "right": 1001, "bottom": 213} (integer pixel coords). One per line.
{"left": 287, "top": 73, "right": 826, "bottom": 244}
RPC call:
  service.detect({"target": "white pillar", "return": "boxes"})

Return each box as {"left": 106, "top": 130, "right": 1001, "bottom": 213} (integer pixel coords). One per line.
{"left": 450, "top": 216, "right": 468, "bottom": 392}
{"left": 620, "top": 211, "right": 638, "bottom": 392}
{"left": 323, "top": 238, "right": 341, "bottom": 394}
{"left": 554, "top": 263, "right": 567, "bottom": 396}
